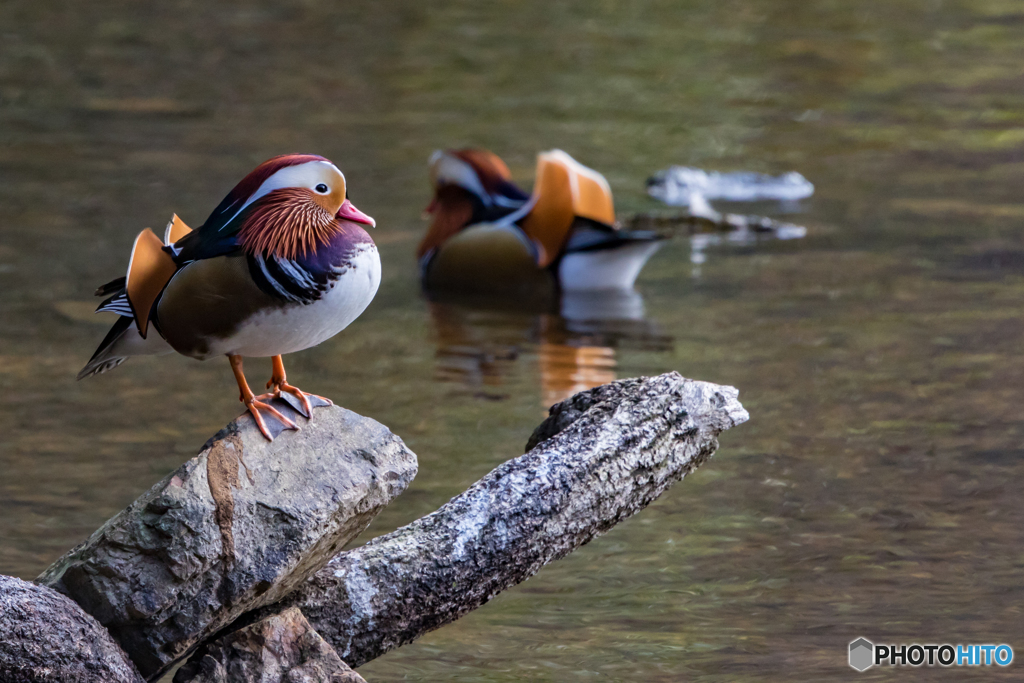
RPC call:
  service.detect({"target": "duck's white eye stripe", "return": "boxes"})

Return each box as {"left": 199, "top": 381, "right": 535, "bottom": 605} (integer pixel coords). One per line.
{"left": 221, "top": 160, "right": 340, "bottom": 229}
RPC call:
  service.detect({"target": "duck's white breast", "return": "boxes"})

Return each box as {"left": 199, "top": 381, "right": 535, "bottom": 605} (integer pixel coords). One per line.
{"left": 208, "top": 244, "right": 381, "bottom": 358}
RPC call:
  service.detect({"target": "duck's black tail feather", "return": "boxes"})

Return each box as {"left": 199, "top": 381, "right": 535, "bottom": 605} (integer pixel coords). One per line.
{"left": 77, "top": 315, "right": 133, "bottom": 380}
{"left": 94, "top": 276, "right": 126, "bottom": 297}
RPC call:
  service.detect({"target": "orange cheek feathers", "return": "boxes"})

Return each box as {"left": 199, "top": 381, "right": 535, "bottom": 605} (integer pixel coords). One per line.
{"left": 311, "top": 185, "right": 346, "bottom": 215}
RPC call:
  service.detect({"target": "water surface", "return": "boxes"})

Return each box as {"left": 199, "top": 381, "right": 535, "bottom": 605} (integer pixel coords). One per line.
{"left": 2, "top": 1, "right": 1023, "bottom": 680}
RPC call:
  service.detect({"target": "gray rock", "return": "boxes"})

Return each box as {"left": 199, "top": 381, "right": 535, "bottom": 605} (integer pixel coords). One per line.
{"left": 0, "top": 574, "right": 144, "bottom": 683}
{"left": 37, "top": 404, "right": 417, "bottom": 681}
{"left": 257, "top": 372, "right": 747, "bottom": 667}
{"left": 172, "top": 607, "right": 365, "bottom": 683}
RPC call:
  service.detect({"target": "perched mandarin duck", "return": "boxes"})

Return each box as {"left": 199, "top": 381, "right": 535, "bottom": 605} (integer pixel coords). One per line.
{"left": 418, "top": 149, "right": 662, "bottom": 296}
{"left": 78, "top": 154, "right": 380, "bottom": 440}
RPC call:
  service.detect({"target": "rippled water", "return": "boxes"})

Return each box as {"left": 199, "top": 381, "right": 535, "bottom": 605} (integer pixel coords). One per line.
{"left": 2, "top": 1, "right": 1024, "bottom": 680}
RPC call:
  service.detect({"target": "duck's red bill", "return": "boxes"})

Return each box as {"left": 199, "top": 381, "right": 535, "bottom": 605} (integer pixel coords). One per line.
{"left": 338, "top": 199, "right": 376, "bottom": 227}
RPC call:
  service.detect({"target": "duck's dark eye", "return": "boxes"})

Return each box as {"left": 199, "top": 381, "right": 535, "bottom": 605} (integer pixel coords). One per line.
{"left": 315, "top": 183, "right": 329, "bottom": 193}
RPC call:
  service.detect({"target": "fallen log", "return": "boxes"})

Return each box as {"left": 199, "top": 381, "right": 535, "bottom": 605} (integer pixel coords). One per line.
{"left": 36, "top": 403, "right": 418, "bottom": 681}
{"left": 231, "top": 372, "right": 748, "bottom": 669}
{"left": 0, "top": 575, "right": 144, "bottom": 683}
{"left": 622, "top": 198, "right": 808, "bottom": 241}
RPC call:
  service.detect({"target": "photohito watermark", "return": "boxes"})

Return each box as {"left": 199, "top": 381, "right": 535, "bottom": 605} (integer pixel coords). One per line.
{"left": 849, "top": 638, "right": 1013, "bottom": 671}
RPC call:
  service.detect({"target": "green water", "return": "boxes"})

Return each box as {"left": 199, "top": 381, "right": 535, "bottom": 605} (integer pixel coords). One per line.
{"left": 2, "top": 1, "right": 1023, "bottom": 680}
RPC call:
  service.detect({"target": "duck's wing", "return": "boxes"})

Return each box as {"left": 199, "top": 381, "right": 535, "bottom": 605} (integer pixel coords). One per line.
{"left": 517, "top": 150, "right": 616, "bottom": 268}
{"left": 169, "top": 174, "right": 264, "bottom": 264}
{"left": 563, "top": 224, "right": 661, "bottom": 254}
{"left": 169, "top": 210, "right": 245, "bottom": 263}
{"left": 95, "top": 214, "right": 195, "bottom": 338}
{"left": 164, "top": 212, "right": 193, "bottom": 246}
{"left": 125, "top": 228, "right": 179, "bottom": 338}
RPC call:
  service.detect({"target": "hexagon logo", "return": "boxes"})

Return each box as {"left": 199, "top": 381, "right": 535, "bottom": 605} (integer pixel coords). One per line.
{"left": 849, "top": 638, "right": 874, "bottom": 671}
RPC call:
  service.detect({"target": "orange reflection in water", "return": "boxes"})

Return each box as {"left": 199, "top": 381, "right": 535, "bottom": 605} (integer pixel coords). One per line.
{"left": 428, "top": 290, "right": 669, "bottom": 407}
{"left": 538, "top": 341, "right": 616, "bottom": 407}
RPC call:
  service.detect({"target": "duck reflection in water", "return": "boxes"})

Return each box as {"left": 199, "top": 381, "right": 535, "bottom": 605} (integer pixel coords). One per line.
{"left": 427, "top": 288, "right": 672, "bottom": 407}
{"left": 419, "top": 147, "right": 670, "bottom": 405}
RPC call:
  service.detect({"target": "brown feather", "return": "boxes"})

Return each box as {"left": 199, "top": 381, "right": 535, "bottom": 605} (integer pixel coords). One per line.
{"left": 164, "top": 214, "right": 193, "bottom": 246}
{"left": 452, "top": 149, "right": 512, "bottom": 192}
{"left": 126, "top": 228, "right": 179, "bottom": 338}
{"left": 519, "top": 158, "right": 576, "bottom": 268}
{"left": 417, "top": 186, "right": 475, "bottom": 260}
{"left": 237, "top": 188, "right": 340, "bottom": 260}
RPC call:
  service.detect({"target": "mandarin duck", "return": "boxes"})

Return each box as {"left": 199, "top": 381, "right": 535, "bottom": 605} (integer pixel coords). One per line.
{"left": 417, "top": 149, "right": 662, "bottom": 295}
{"left": 78, "top": 154, "right": 380, "bottom": 440}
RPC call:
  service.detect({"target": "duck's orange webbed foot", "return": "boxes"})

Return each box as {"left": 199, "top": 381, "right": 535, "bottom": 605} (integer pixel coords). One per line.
{"left": 244, "top": 395, "right": 298, "bottom": 440}
{"left": 257, "top": 355, "right": 332, "bottom": 420}
{"left": 259, "top": 381, "right": 333, "bottom": 420}
{"left": 229, "top": 354, "right": 298, "bottom": 441}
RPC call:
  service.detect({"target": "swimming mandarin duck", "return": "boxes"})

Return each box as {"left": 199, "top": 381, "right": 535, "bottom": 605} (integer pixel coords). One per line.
{"left": 78, "top": 154, "right": 380, "bottom": 440}
{"left": 418, "top": 148, "right": 662, "bottom": 295}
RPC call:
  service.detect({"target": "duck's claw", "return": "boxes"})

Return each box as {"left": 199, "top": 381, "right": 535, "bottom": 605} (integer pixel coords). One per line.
{"left": 245, "top": 396, "right": 299, "bottom": 441}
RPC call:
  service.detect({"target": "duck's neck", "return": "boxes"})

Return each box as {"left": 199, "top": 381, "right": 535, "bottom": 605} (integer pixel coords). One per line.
{"left": 417, "top": 186, "right": 476, "bottom": 259}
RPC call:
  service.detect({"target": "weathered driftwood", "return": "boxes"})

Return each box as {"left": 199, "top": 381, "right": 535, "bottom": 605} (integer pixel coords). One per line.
{"left": 242, "top": 372, "right": 748, "bottom": 668}
{"left": 36, "top": 403, "right": 418, "bottom": 681}
{"left": 622, "top": 202, "right": 807, "bottom": 240}
{"left": 0, "top": 574, "right": 144, "bottom": 683}
{"left": 173, "top": 607, "right": 365, "bottom": 683}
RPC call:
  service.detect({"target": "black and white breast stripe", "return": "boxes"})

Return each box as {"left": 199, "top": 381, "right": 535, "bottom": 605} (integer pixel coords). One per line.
{"left": 247, "top": 254, "right": 347, "bottom": 305}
